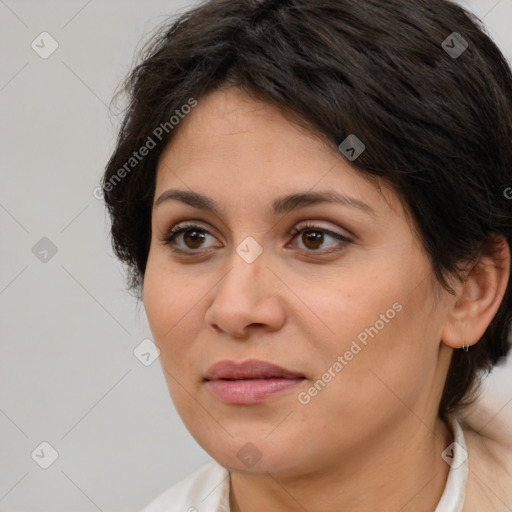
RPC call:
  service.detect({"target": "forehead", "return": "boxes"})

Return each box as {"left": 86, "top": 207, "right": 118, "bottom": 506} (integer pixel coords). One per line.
{"left": 154, "top": 87, "right": 401, "bottom": 218}
{"left": 160, "top": 87, "right": 336, "bottom": 164}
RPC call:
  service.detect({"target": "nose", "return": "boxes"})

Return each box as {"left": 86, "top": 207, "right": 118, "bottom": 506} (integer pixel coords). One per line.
{"left": 204, "top": 246, "right": 286, "bottom": 339}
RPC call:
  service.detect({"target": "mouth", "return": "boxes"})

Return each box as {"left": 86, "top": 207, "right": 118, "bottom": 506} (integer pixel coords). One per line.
{"left": 204, "top": 359, "right": 306, "bottom": 404}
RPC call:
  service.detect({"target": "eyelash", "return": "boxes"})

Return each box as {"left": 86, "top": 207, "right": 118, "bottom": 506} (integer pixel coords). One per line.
{"left": 159, "top": 222, "right": 352, "bottom": 256}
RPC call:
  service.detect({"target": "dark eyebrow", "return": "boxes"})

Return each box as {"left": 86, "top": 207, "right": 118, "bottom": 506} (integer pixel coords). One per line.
{"left": 154, "top": 189, "right": 376, "bottom": 217}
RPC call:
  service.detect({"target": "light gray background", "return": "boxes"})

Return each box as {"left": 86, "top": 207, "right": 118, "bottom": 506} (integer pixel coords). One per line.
{"left": 1, "top": 1, "right": 511, "bottom": 511}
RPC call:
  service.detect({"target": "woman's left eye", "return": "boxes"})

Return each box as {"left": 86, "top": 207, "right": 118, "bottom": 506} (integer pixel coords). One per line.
{"left": 288, "top": 223, "right": 352, "bottom": 253}
{"left": 159, "top": 222, "right": 351, "bottom": 254}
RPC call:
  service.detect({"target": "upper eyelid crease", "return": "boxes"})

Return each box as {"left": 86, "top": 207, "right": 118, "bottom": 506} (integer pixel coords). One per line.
{"left": 153, "top": 189, "right": 376, "bottom": 218}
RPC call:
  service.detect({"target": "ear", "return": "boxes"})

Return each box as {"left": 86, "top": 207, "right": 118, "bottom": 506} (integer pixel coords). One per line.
{"left": 441, "top": 234, "right": 510, "bottom": 350}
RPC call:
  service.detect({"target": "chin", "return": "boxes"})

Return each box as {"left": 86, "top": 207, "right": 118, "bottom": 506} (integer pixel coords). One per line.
{"left": 204, "top": 436, "right": 302, "bottom": 476}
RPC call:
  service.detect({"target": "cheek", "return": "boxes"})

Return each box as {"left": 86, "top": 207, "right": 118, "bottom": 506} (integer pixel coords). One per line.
{"left": 302, "top": 268, "right": 401, "bottom": 353}
{"left": 143, "top": 255, "right": 200, "bottom": 348}
{"left": 143, "top": 262, "right": 203, "bottom": 403}
{"left": 302, "top": 263, "right": 431, "bottom": 396}
{"left": 143, "top": 261, "right": 171, "bottom": 337}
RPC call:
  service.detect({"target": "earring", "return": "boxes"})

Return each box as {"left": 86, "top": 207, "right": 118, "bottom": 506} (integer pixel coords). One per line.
{"left": 462, "top": 344, "right": 469, "bottom": 352}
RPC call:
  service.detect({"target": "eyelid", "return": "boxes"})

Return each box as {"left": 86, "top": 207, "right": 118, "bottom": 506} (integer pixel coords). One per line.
{"left": 290, "top": 220, "right": 351, "bottom": 238}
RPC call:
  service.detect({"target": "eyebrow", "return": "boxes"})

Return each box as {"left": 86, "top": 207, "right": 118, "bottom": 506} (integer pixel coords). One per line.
{"left": 154, "top": 189, "right": 376, "bottom": 217}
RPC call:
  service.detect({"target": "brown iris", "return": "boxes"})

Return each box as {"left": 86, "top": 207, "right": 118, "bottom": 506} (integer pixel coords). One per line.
{"left": 183, "top": 230, "right": 206, "bottom": 249}
{"left": 301, "top": 230, "right": 324, "bottom": 250}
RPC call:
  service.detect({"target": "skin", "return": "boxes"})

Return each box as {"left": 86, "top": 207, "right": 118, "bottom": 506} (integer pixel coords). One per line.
{"left": 143, "top": 86, "right": 511, "bottom": 512}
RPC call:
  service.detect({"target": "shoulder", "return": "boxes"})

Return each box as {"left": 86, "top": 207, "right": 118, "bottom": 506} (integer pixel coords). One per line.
{"left": 457, "top": 369, "right": 512, "bottom": 511}
{"left": 462, "top": 422, "right": 512, "bottom": 511}
{"left": 140, "top": 459, "right": 230, "bottom": 512}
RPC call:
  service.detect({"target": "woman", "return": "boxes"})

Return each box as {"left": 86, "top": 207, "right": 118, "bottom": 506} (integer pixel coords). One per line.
{"left": 102, "top": 0, "right": 512, "bottom": 510}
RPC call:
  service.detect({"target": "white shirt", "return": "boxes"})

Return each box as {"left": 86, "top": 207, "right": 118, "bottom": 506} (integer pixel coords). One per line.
{"left": 141, "top": 416, "right": 468, "bottom": 512}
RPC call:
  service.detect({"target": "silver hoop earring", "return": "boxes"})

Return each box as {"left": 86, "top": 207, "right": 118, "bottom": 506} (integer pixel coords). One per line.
{"left": 462, "top": 344, "right": 469, "bottom": 352}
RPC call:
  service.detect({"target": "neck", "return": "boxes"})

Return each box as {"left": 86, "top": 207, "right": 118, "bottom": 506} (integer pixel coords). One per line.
{"left": 229, "top": 416, "right": 453, "bottom": 512}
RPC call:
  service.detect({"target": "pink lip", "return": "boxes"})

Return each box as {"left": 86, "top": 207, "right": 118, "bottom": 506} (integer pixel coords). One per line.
{"left": 204, "top": 359, "right": 306, "bottom": 405}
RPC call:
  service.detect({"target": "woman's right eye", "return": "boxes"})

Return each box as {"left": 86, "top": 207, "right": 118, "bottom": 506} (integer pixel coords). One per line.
{"left": 159, "top": 223, "right": 218, "bottom": 253}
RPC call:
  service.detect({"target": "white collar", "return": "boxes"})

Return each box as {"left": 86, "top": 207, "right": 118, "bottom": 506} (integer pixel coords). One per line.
{"left": 434, "top": 415, "right": 469, "bottom": 512}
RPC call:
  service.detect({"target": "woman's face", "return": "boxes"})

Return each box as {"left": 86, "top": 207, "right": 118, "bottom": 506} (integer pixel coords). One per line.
{"left": 143, "top": 87, "right": 453, "bottom": 476}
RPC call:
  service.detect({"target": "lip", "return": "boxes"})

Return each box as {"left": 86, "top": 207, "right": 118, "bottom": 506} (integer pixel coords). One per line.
{"left": 204, "top": 359, "right": 305, "bottom": 380}
{"left": 204, "top": 359, "right": 306, "bottom": 405}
